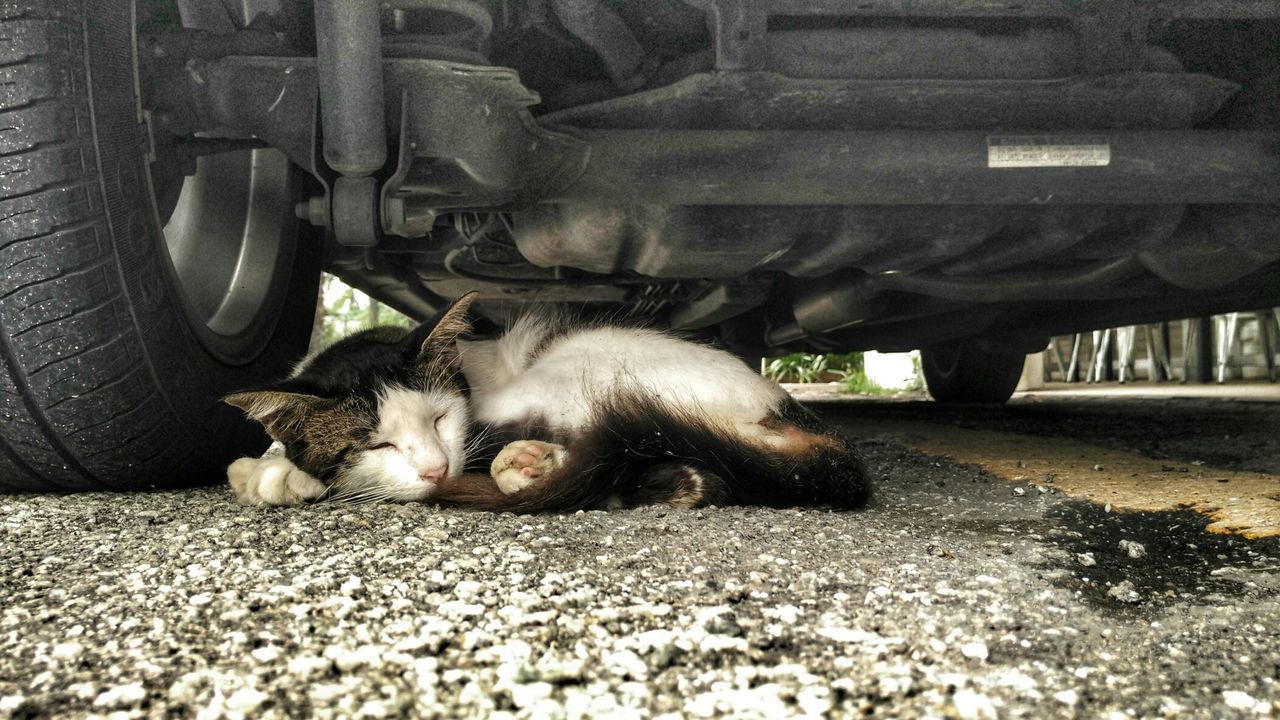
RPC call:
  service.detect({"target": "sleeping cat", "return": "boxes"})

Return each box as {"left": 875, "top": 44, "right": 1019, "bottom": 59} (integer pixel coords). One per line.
{"left": 224, "top": 293, "right": 868, "bottom": 512}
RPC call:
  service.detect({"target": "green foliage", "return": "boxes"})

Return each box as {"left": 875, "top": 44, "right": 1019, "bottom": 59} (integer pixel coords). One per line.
{"left": 825, "top": 352, "right": 864, "bottom": 374}
{"left": 316, "top": 274, "right": 414, "bottom": 348}
{"left": 762, "top": 350, "right": 924, "bottom": 396}
{"left": 836, "top": 367, "right": 886, "bottom": 395}
{"left": 763, "top": 353, "right": 802, "bottom": 382}
{"left": 763, "top": 352, "right": 863, "bottom": 384}
{"left": 794, "top": 353, "right": 828, "bottom": 383}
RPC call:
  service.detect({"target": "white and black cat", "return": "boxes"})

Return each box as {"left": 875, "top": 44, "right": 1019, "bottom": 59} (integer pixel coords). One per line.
{"left": 224, "top": 293, "right": 869, "bottom": 511}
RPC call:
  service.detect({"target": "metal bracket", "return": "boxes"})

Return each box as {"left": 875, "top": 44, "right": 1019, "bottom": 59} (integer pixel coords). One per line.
{"left": 379, "top": 60, "right": 590, "bottom": 211}
{"left": 706, "top": 0, "right": 768, "bottom": 71}
{"left": 146, "top": 51, "right": 590, "bottom": 231}
{"left": 381, "top": 92, "right": 438, "bottom": 238}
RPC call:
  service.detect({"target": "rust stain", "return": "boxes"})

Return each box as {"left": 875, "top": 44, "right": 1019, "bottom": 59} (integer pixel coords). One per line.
{"left": 842, "top": 419, "right": 1280, "bottom": 539}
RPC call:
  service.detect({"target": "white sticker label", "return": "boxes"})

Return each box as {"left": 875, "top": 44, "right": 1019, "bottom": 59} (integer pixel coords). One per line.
{"left": 987, "top": 135, "right": 1111, "bottom": 168}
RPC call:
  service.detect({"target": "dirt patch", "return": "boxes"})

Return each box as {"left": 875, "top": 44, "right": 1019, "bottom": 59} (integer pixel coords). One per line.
{"left": 838, "top": 417, "right": 1280, "bottom": 538}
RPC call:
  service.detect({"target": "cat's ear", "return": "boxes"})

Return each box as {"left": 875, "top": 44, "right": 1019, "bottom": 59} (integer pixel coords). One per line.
{"left": 418, "top": 291, "right": 478, "bottom": 361}
{"left": 224, "top": 390, "right": 324, "bottom": 442}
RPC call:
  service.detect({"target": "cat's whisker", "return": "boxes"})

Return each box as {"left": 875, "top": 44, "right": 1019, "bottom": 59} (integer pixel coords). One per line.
{"left": 463, "top": 426, "right": 490, "bottom": 449}
{"left": 335, "top": 490, "right": 386, "bottom": 506}
{"left": 436, "top": 363, "right": 467, "bottom": 389}
{"left": 345, "top": 493, "right": 385, "bottom": 506}
{"left": 325, "top": 488, "right": 361, "bottom": 503}
{"left": 325, "top": 480, "right": 380, "bottom": 504}
{"left": 464, "top": 430, "right": 501, "bottom": 457}
{"left": 469, "top": 434, "right": 502, "bottom": 449}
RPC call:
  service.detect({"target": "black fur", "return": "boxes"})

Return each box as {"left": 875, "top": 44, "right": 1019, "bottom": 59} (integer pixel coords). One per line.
{"left": 439, "top": 393, "right": 869, "bottom": 513}
{"left": 277, "top": 308, "right": 470, "bottom": 400}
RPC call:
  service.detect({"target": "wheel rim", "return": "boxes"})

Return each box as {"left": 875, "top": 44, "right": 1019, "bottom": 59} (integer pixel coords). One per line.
{"left": 160, "top": 148, "right": 300, "bottom": 365}
{"left": 139, "top": 0, "right": 303, "bottom": 367}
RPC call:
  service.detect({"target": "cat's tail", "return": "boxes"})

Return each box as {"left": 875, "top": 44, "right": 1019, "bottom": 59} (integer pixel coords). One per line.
{"left": 434, "top": 393, "right": 869, "bottom": 513}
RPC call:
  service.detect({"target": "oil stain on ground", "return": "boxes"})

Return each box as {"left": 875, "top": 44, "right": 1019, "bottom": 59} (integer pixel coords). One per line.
{"left": 840, "top": 413, "right": 1280, "bottom": 613}
{"left": 1041, "top": 502, "right": 1280, "bottom": 612}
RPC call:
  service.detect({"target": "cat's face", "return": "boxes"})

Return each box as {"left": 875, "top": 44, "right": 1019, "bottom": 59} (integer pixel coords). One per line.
{"left": 227, "top": 294, "right": 477, "bottom": 502}
{"left": 329, "top": 385, "right": 471, "bottom": 502}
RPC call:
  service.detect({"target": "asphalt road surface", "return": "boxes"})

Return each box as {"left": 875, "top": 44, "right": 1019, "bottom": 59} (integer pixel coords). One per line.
{"left": 2, "top": 391, "right": 1278, "bottom": 719}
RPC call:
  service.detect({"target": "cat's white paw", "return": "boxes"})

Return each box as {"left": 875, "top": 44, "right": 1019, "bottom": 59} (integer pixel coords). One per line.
{"left": 227, "top": 455, "right": 327, "bottom": 507}
{"left": 490, "top": 440, "right": 566, "bottom": 495}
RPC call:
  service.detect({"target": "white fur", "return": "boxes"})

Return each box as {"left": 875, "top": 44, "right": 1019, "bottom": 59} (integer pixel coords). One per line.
{"left": 462, "top": 325, "right": 787, "bottom": 437}
{"left": 330, "top": 386, "right": 471, "bottom": 502}
{"left": 228, "top": 455, "right": 327, "bottom": 506}
{"left": 457, "top": 312, "right": 555, "bottom": 392}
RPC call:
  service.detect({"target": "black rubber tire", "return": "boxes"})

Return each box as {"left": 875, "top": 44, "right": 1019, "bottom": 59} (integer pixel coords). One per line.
{"left": 920, "top": 340, "right": 1026, "bottom": 404}
{"left": 0, "top": 2, "right": 319, "bottom": 491}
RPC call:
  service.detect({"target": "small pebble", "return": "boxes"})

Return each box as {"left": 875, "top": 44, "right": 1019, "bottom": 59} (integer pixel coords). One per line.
{"left": 1119, "top": 540, "right": 1147, "bottom": 559}
{"left": 1077, "top": 553, "right": 1097, "bottom": 567}
{"left": 1012, "top": 487, "right": 1026, "bottom": 497}
{"left": 287, "top": 656, "right": 332, "bottom": 678}
{"left": 225, "top": 687, "right": 269, "bottom": 715}
{"left": 926, "top": 543, "right": 954, "bottom": 559}
{"left": 1053, "top": 689, "right": 1079, "bottom": 706}
{"left": 1223, "top": 690, "right": 1257, "bottom": 711}
{"left": 93, "top": 683, "right": 146, "bottom": 709}
{"left": 953, "top": 689, "right": 997, "bottom": 719}
{"left": 50, "top": 642, "right": 84, "bottom": 661}
{"left": 960, "top": 642, "right": 989, "bottom": 661}
{"left": 1107, "top": 580, "right": 1141, "bottom": 604}
{"left": 704, "top": 613, "right": 744, "bottom": 637}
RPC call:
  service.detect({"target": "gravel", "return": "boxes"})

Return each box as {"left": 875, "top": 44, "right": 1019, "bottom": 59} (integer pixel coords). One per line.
{"left": 2, "top": 399, "right": 1279, "bottom": 718}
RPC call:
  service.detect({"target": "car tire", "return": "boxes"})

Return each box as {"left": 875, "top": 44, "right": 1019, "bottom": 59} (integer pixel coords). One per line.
{"left": 0, "top": 1, "right": 319, "bottom": 491}
{"left": 920, "top": 340, "right": 1026, "bottom": 404}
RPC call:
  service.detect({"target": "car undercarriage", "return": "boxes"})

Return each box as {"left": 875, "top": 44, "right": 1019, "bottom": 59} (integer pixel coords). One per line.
{"left": 1, "top": 0, "right": 1277, "bottom": 490}
{"left": 142, "top": 0, "right": 1280, "bottom": 361}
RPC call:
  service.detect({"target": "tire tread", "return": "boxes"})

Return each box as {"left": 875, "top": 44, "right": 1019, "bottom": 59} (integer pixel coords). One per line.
{"left": 0, "top": 0, "right": 318, "bottom": 492}
{"left": 0, "top": 1, "right": 178, "bottom": 490}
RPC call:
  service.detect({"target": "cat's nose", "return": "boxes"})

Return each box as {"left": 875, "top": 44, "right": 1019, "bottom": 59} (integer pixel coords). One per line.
{"left": 419, "top": 463, "right": 448, "bottom": 484}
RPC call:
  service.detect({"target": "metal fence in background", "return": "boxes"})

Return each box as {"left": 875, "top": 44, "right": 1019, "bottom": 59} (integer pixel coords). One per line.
{"left": 1044, "top": 309, "right": 1280, "bottom": 384}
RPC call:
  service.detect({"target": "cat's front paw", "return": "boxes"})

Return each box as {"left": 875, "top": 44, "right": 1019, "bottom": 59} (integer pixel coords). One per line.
{"left": 490, "top": 440, "right": 566, "bottom": 494}
{"left": 227, "top": 455, "right": 327, "bottom": 507}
